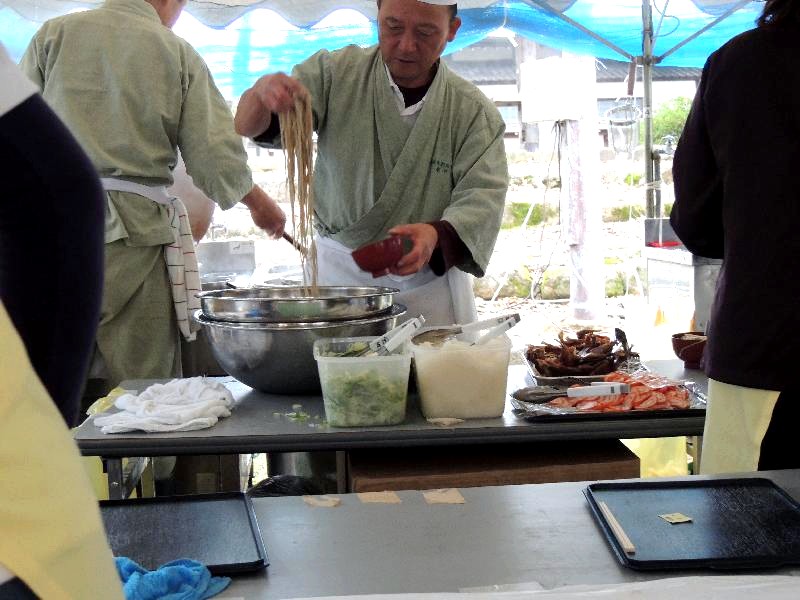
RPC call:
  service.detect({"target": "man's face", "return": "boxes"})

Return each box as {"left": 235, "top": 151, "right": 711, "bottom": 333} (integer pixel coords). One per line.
{"left": 378, "top": 0, "right": 461, "bottom": 88}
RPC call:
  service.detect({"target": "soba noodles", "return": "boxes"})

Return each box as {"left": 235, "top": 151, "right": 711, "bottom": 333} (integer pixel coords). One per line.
{"left": 279, "top": 91, "right": 318, "bottom": 295}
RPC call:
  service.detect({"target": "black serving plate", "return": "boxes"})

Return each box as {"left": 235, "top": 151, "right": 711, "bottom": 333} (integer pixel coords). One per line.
{"left": 584, "top": 478, "right": 800, "bottom": 570}
{"left": 100, "top": 492, "right": 268, "bottom": 575}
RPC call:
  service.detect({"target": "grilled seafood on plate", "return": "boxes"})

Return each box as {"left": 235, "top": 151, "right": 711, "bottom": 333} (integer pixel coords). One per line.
{"left": 526, "top": 328, "right": 638, "bottom": 377}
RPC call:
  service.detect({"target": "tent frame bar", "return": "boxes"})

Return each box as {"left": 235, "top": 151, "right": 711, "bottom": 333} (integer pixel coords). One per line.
{"left": 656, "top": 0, "right": 750, "bottom": 62}
{"left": 523, "top": 0, "right": 635, "bottom": 61}
{"left": 519, "top": 1, "right": 750, "bottom": 218}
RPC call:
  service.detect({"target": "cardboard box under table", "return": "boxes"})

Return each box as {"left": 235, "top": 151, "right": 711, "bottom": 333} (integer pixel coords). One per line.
{"left": 347, "top": 440, "right": 639, "bottom": 492}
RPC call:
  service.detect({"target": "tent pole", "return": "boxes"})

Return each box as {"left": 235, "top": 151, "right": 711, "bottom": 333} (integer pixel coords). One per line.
{"left": 642, "top": 0, "right": 658, "bottom": 219}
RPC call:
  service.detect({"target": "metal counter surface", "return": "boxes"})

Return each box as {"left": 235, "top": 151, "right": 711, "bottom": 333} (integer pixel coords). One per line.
{"left": 220, "top": 470, "right": 799, "bottom": 599}
{"left": 73, "top": 360, "right": 707, "bottom": 457}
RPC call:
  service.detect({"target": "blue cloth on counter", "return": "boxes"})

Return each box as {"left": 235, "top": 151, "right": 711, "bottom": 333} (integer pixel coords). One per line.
{"left": 115, "top": 557, "right": 230, "bottom": 600}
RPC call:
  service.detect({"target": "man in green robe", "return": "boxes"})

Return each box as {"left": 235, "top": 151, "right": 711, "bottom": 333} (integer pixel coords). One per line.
{"left": 21, "top": 0, "right": 286, "bottom": 392}
{"left": 235, "top": 0, "right": 508, "bottom": 325}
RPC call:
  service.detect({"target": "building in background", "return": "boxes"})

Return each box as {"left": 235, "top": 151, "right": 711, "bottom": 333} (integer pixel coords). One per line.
{"left": 445, "top": 36, "right": 701, "bottom": 157}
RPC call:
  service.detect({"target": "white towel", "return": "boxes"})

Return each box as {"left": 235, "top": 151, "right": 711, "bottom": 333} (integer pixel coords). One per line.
{"left": 93, "top": 377, "right": 234, "bottom": 434}
{"left": 164, "top": 198, "right": 202, "bottom": 341}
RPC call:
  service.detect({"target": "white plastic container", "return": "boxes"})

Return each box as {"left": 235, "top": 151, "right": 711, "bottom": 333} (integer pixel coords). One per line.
{"left": 411, "top": 331, "right": 511, "bottom": 419}
{"left": 313, "top": 337, "right": 411, "bottom": 427}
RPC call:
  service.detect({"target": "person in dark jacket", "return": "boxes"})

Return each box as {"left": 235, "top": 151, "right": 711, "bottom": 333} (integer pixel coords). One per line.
{"left": 0, "top": 42, "right": 123, "bottom": 599}
{"left": 0, "top": 44, "right": 105, "bottom": 428}
{"left": 670, "top": 0, "right": 800, "bottom": 474}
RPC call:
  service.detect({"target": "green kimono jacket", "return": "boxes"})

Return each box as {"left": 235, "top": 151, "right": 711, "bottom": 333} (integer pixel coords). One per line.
{"left": 20, "top": 0, "right": 253, "bottom": 383}
{"left": 291, "top": 45, "right": 508, "bottom": 278}
{"left": 20, "top": 0, "right": 253, "bottom": 248}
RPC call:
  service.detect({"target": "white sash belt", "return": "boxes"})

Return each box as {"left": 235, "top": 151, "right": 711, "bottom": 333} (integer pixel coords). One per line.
{"left": 101, "top": 177, "right": 201, "bottom": 341}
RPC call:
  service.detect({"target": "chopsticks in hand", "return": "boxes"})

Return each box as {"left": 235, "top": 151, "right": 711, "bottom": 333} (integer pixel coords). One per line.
{"left": 282, "top": 232, "right": 307, "bottom": 256}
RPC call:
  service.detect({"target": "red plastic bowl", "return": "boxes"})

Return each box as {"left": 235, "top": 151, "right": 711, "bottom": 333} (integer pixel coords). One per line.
{"left": 351, "top": 237, "right": 404, "bottom": 277}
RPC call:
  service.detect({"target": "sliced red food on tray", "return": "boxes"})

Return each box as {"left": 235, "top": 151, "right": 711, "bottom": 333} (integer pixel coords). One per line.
{"left": 543, "top": 371, "right": 690, "bottom": 412}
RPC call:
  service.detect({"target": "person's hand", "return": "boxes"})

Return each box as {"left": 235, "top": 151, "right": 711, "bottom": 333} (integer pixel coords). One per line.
{"left": 250, "top": 73, "right": 308, "bottom": 114}
{"left": 234, "top": 73, "right": 309, "bottom": 137}
{"left": 241, "top": 185, "right": 286, "bottom": 239}
{"left": 386, "top": 223, "right": 438, "bottom": 276}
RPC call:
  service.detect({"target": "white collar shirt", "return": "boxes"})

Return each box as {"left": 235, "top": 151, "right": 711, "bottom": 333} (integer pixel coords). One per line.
{"left": 384, "top": 64, "right": 427, "bottom": 125}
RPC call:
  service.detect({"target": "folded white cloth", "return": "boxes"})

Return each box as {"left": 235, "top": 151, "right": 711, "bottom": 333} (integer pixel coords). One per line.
{"left": 93, "top": 377, "right": 234, "bottom": 434}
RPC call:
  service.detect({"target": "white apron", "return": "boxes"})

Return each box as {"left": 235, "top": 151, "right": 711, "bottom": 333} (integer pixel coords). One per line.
{"left": 100, "top": 177, "right": 201, "bottom": 341}
{"left": 311, "top": 235, "right": 476, "bottom": 327}
{"left": 700, "top": 379, "right": 780, "bottom": 475}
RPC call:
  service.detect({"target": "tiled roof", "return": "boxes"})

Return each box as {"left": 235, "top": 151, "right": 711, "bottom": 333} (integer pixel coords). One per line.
{"left": 596, "top": 58, "right": 702, "bottom": 82}
{"left": 443, "top": 40, "right": 703, "bottom": 86}
{"left": 444, "top": 38, "right": 517, "bottom": 85}
{"left": 444, "top": 60, "right": 518, "bottom": 85}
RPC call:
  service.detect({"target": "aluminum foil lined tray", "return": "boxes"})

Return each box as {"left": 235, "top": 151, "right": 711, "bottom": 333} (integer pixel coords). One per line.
{"left": 511, "top": 361, "right": 707, "bottom": 421}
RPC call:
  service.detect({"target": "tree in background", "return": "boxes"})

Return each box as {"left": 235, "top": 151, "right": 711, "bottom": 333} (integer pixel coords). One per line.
{"left": 653, "top": 97, "right": 692, "bottom": 144}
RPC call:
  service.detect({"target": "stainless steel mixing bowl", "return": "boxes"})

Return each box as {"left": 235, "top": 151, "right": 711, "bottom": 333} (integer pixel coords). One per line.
{"left": 194, "top": 304, "right": 407, "bottom": 394}
{"left": 197, "top": 286, "right": 399, "bottom": 323}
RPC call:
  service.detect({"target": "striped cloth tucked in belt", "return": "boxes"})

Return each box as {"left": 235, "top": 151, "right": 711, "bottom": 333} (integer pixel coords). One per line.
{"left": 100, "top": 177, "right": 201, "bottom": 341}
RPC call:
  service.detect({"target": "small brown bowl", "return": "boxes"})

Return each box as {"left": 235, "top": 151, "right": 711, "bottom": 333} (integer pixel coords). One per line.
{"left": 352, "top": 237, "right": 404, "bottom": 277}
{"left": 671, "top": 332, "right": 707, "bottom": 369}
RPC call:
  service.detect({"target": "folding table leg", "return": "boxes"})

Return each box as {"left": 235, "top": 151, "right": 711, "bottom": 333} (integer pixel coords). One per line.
{"left": 105, "top": 457, "right": 150, "bottom": 500}
{"left": 336, "top": 451, "right": 348, "bottom": 493}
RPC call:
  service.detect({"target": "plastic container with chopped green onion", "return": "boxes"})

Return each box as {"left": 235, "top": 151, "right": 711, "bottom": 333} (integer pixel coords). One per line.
{"left": 313, "top": 337, "right": 411, "bottom": 427}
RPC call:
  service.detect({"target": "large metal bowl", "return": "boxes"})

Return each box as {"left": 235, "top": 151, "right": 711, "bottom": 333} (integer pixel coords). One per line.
{"left": 197, "top": 286, "right": 399, "bottom": 323}
{"left": 194, "top": 304, "right": 407, "bottom": 394}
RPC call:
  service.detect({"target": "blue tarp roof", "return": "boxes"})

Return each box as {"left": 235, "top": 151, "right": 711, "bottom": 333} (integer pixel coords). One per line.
{"left": 0, "top": 0, "right": 763, "bottom": 98}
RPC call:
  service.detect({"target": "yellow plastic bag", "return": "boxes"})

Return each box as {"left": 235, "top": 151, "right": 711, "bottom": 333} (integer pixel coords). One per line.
{"left": 85, "top": 386, "right": 129, "bottom": 416}
{"left": 622, "top": 437, "right": 689, "bottom": 478}
{"left": 79, "top": 387, "right": 141, "bottom": 500}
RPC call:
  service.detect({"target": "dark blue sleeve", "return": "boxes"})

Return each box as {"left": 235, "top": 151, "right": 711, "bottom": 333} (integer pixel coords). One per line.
{"left": 670, "top": 60, "right": 725, "bottom": 259}
{"left": 252, "top": 113, "right": 282, "bottom": 148}
{"left": 0, "top": 94, "right": 104, "bottom": 427}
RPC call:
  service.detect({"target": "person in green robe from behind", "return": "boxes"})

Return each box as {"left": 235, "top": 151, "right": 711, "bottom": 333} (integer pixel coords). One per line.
{"left": 235, "top": 0, "right": 509, "bottom": 326}
{"left": 20, "top": 0, "right": 287, "bottom": 400}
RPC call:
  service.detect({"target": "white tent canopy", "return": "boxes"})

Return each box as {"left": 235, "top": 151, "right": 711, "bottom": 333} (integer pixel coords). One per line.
{"left": 2, "top": 0, "right": 757, "bottom": 30}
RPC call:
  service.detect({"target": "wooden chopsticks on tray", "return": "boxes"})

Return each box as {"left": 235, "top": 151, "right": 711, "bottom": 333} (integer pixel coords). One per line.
{"left": 598, "top": 500, "right": 636, "bottom": 555}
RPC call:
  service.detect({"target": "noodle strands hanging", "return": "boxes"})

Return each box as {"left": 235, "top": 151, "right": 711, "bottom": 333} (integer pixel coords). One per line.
{"left": 279, "top": 91, "right": 317, "bottom": 295}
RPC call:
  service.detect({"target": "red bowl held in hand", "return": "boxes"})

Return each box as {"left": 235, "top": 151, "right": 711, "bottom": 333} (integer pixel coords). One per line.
{"left": 352, "top": 236, "right": 405, "bottom": 277}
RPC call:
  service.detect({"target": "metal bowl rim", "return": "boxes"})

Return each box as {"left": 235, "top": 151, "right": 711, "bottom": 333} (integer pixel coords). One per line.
{"left": 196, "top": 285, "right": 400, "bottom": 300}
{"left": 193, "top": 303, "right": 406, "bottom": 330}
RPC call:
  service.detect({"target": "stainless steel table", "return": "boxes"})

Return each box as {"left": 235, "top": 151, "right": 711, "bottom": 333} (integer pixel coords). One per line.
{"left": 220, "top": 470, "right": 799, "bottom": 599}
{"left": 73, "top": 360, "right": 708, "bottom": 498}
